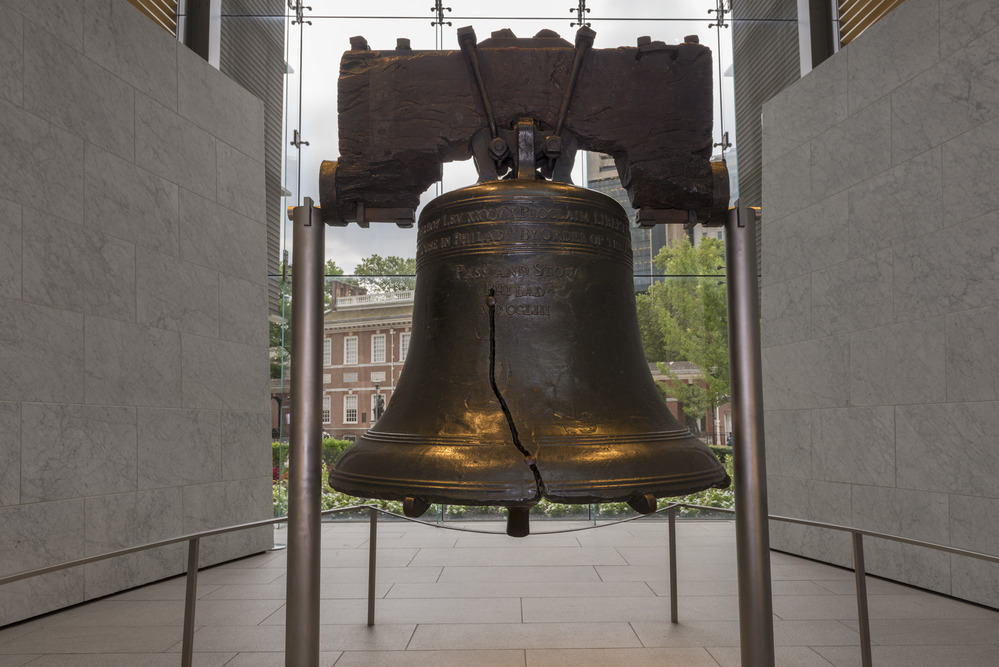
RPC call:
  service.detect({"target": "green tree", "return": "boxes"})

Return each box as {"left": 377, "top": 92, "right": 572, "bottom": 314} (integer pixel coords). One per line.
{"left": 636, "top": 237, "right": 729, "bottom": 425}
{"left": 352, "top": 254, "right": 416, "bottom": 293}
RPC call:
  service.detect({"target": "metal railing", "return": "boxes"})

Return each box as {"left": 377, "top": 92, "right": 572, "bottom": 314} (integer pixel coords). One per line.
{"left": 334, "top": 290, "right": 414, "bottom": 309}
{"left": 2, "top": 504, "right": 998, "bottom": 667}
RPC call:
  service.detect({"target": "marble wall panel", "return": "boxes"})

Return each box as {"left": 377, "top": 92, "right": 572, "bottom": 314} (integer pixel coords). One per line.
{"left": 0, "top": 401, "right": 18, "bottom": 506}
{"left": 761, "top": 143, "right": 811, "bottom": 222}
{"left": 951, "top": 557, "right": 999, "bottom": 608}
{"left": 941, "top": 0, "right": 999, "bottom": 58}
{"left": 0, "top": 499, "right": 86, "bottom": 624}
{"left": 216, "top": 140, "right": 266, "bottom": 224}
{"left": 0, "top": 499, "right": 84, "bottom": 573}
{"left": 181, "top": 334, "right": 269, "bottom": 412}
{"left": 942, "top": 116, "right": 999, "bottom": 223}
{"left": 135, "top": 93, "right": 217, "bottom": 200}
{"left": 84, "top": 144, "right": 180, "bottom": 257}
{"left": 812, "top": 406, "right": 895, "bottom": 486}
{"left": 182, "top": 478, "right": 272, "bottom": 565}
{"left": 219, "top": 274, "right": 268, "bottom": 347}
{"left": 0, "top": 4, "right": 22, "bottom": 106}
{"left": 177, "top": 47, "right": 264, "bottom": 162}
{"left": 761, "top": 276, "right": 810, "bottom": 348}
{"left": 863, "top": 538, "right": 952, "bottom": 593}
{"left": 944, "top": 306, "right": 999, "bottom": 402}
{"left": 761, "top": 52, "right": 848, "bottom": 165}
{"left": 84, "top": 317, "right": 182, "bottom": 407}
{"left": 83, "top": 0, "right": 178, "bottom": 109}
{"left": 848, "top": 318, "right": 945, "bottom": 406}
{"left": 22, "top": 209, "right": 136, "bottom": 320}
{"left": 893, "top": 211, "right": 999, "bottom": 321}
{"left": 810, "top": 250, "right": 893, "bottom": 337}
{"left": 136, "top": 247, "right": 219, "bottom": 337}
{"left": 20, "top": 404, "right": 137, "bottom": 503}
{"left": 0, "top": 570, "right": 84, "bottom": 626}
{"left": 852, "top": 486, "right": 950, "bottom": 543}
{"left": 845, "top": 0, "right": 940, "bottom": 114}
{"left": 765, "top": 192, "right": 851, "bottom": 288}
{"left": 762, "top": 336, "right": 850, "bottom": 410}
{"left": 0, "top": 298, "right": 84, "bottom": 404}
{"left": 0, "top": 197, "right": 20, "bottom": 298}
{"left": 810, "top": 96, "right": 892, "bottom": 202}
{"left": 896, "top": 402, "right": 999, "bottom": 498}
{"left": 949, "top": 495, "right": 999, "bottom": 557}
{"left": 3, "top": 0, "right": 84, "bottom": 50}
{"left": 138, "top": 408, "right": 221, "bottom": 489}
{"left": 767, "top": 476, "right": 853, "bottom": 566}
{"left": 221, "top": 411, "right": 270, "bottom": 482}
{"left": 892, "top": 28, "right": 999, "bottom": 166}
{"left": 847, "top": 148, "right": 942, "bottom": 257}
{"left": 23, "top": 23, "right": 134, "bottom": 159}
{"left": 0, "top": 98, "right": 84, "bottom": 221}
{"left": 763, "top": 409, "right": 812, "bottom": 479}
{"left": 179, "top": 189, "right": 268, "bottom": 285}
{"left": 83, "top": 487, "right": 185, "bottom": 599}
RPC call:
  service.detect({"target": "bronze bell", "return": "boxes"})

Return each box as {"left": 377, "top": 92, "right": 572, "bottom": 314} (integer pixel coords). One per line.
{"left": 330, "top": 179, "right": 730, "bottom": 536}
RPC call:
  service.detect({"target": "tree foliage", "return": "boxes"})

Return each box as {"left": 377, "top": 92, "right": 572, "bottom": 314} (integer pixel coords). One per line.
{"left": 635, "top": 237, "right": 729, "bottom": 423}
{"left": 350, "top": 254, "right": 416, "bottom": 293}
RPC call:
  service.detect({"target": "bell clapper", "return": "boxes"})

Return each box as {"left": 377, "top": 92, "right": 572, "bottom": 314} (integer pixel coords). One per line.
{"left": 627, "top": 493, "right": 658, "bottom": 515}
{"left": 403, "top": 496, "right": 431, "bottom": 518}
{"left": 506, "top": 506, "right": 531, "bottom": 537}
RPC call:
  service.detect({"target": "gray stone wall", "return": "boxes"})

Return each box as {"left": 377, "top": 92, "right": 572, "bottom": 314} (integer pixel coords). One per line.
{"left": 761, "top": 0, "right": 999, "bottom": 607}
{"left": 0, "top": 0, "right": 272, "bottom": 624}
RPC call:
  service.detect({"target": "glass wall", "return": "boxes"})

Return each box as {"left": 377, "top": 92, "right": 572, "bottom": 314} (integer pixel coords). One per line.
{"left": 264, "top": 1, "right": 742, "bottom": 522}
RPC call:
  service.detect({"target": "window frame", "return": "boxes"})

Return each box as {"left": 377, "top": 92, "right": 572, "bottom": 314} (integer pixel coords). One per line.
{"left": 323, "top": 338, "right": 331, "bottom": 366}
{"left": 371, "top": 333, "right": 386, "bottom": 364}
{"left": 322, "top": 395, "right": 331, "bottom": 423}
{"left": 399, "top": 332, "right": 411, "bottom": 362}
{"left": 343, "top": 394, "right": 358, "bottom": 424}
{"left": 344, "top": 336, "right": 358, "bottom": 365}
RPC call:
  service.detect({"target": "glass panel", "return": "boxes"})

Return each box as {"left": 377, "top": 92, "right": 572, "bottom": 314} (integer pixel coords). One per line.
{"left": 277, "top": 1, "right": 739, "bottom": 523}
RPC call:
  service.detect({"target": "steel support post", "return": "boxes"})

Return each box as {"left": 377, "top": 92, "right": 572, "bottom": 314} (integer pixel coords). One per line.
{"left": 285, "top": 199, "right": 325, "bottom": 667}
{"left": 368, "top": 508, "right": 378, "bottom": 626}
{"left": 724, "top": 205, "right": 776, "bottom": 667}
{"left": 852, "top": 533, "right": 873, "bottom": 667}
{"left": 181, "top": 537, "right": 200, "bottom": 667}
{"left": 668, "top": 506, "right": 678, "bottom": 623}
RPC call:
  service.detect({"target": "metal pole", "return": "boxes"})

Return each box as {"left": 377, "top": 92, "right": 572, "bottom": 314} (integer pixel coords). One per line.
{"left": 181, "top": 537, "right": 200, "bottom": 667}
{"left": 724, "top": 205, "right": 776, "bottom": 666}
{"left": 285, "top": 198, "right": 325, "bottom": 667}
{"left": 368, "top": 507, "right": 378, "bottom": 626}
{"left": 668, "top": 506, "right": 678, "bottom": 623}
{"left": 852, "top": 533, "right": 873, "bottom": 667}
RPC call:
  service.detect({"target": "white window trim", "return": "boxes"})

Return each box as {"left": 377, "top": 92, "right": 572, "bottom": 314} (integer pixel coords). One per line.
{"left": 323, "top": 338, "right": 331, "bottom": 366}
{"left": 322, "top": 395, "right": 331, "bottom": 423}
{"left": 399, "top": 332, "right": 411, "bottom": 362}
{"left": 371, "top": 333, "right": 386, "bottom": 364}
{"left": 344, "top": 336, "right": 358, "bottom": 365}
{"left": 343, "top": 394, "right": 358, "bottom": 424}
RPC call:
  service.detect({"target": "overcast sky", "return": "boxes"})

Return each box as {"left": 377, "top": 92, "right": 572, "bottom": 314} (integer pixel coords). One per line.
{"left": 280, "top": 1, "right": 736, "bottom": 273}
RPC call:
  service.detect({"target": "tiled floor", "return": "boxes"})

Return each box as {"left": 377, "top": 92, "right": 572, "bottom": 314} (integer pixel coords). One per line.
{"left": 1, "top": 519, "right": 998, "bottom": 666}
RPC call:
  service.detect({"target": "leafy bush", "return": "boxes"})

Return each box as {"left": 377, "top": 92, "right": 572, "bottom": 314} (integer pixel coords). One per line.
{"left": 272, "top": 441, "right": 285, "bottom": 468}
{"left": 709, "top": 445, "right": 733, "bottom": 464}
{"left": 321, "top": 437, "right": 353, "bottom": 468}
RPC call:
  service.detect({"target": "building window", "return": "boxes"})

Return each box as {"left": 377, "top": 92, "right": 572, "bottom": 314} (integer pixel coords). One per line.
{"left": 344, "top": 395, "right": 358, "bottom": 424}
{"left": 322, "top": 395, "right": 331, "bottom": 423}
{"left": 371, "top": 393, "right": 385, "bottom": 422}
{"left": 400, "top": 332, "right": 411, "bottom": 362}
{"left": 371, "top": 334, "right": 386, "bottom": 363}
{"left": 323, "top": 339, "right": 331, "bottom": 366}
{"left": 344, "top": 336, "right": 358, "bottom": 365}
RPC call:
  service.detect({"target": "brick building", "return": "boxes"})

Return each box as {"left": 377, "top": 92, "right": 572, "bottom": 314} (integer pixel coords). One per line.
{"left": 322, "top": 290, "right": 414, "bottom": 440}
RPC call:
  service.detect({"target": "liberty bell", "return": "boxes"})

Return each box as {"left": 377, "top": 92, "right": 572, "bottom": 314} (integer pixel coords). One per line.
{"left": 322, "top": 27, "right": 732, "bottom": 536}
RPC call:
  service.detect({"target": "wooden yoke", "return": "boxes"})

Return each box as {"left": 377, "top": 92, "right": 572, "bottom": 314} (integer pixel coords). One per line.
{"left": 319, "top": 27, "right": 728, "bottom": 229}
